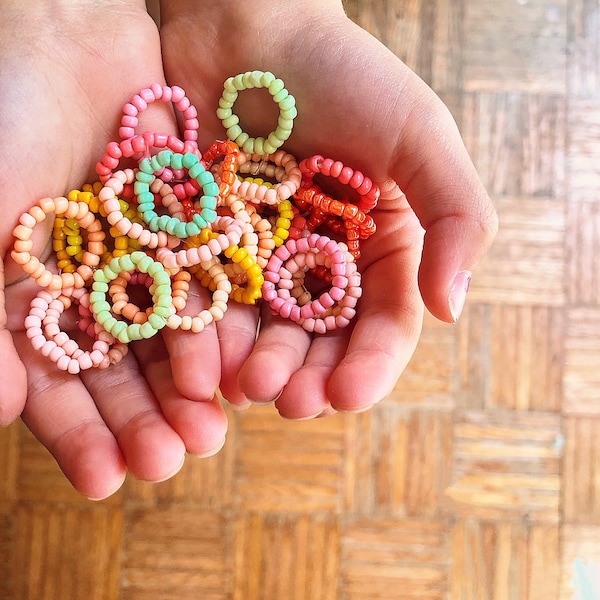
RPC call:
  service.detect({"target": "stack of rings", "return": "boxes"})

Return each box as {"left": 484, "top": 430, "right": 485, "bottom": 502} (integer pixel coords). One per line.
{"left": 14, "top": 71, "right": 379, "bottom": 374}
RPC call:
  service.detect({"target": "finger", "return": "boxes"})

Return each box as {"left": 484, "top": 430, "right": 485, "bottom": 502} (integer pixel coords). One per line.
{"left": 274, "top": 326, "right": 350, "bottom": 420}
{"left": 160, "top": 277, "right": 221, "bottom": 402}
{"left": 389, "top": 86, "right": 498, "bottom": 322}
{"left": 13, "top": 333, "right": 126, "bottom": 500}
{"left": 79, "top": 344, "right": 187, "bottom": 483}
{"left": 237, "top": 305, "right": 312, "bottom": 403}
{"left": 0, "top": 256, "right": 27, "bottom": 426}
{"left": 327, "top": 221, "right": 425, "bottom": 412}
{"left": 215, "top": 300, "right": 260, "bottom": 410}
{"left": 132, "top": 333, "right": 229, "bottom": 457}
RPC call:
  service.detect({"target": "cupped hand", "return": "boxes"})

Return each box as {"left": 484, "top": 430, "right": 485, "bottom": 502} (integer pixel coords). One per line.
{"left": 0, "top": 0, "right": 227, "bottom": 500}
{"left": 159, "top": 0, "right": 498, "bottom": 418}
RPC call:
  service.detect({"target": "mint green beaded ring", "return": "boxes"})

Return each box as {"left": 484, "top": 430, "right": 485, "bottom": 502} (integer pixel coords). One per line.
{"left": 90, "top": 251, "right": 173, "bottom": 343}
{"left": 136, "top": 150, "right": 219, "bottom": 237}
{"left": 218, "top": 70, "right": 296, "bottom": 155}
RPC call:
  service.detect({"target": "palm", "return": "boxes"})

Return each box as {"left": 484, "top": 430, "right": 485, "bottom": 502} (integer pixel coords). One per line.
{"left": 159, "top": 6, "right": 438, "bottom": 417}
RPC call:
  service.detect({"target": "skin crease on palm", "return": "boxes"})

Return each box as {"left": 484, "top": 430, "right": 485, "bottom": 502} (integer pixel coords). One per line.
{"left": 0, "top": 0, "right": 497, "bottom": 499}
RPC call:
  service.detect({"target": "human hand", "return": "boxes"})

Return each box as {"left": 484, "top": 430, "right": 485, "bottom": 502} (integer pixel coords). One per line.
{"left": 0, "top": 0, "right": 228, "bottom": 500}
{"left": 159, "top": 0, "right": 498, "bottom": 418}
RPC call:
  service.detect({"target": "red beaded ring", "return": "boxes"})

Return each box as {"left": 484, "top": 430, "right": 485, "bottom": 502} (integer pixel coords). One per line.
{"left": 298, "top": 154, "right": 380, "bottom": 213}
{"left": 95, "top": 132, "right": 203, "bottom": 202}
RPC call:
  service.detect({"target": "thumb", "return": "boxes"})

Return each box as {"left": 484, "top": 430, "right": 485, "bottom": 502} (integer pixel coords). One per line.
{"left": 392, "top": 90, "right": 498, "bottom": 323}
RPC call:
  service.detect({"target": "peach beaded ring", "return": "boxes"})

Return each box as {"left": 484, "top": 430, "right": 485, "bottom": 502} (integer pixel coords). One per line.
{"left": 13, "top": 72, "right": 380, "bottom": 374}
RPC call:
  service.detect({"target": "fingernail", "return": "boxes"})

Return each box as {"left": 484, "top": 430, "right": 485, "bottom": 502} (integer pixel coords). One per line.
{"left": 448, "top": 270, "right": 472, "bottom": 323}
{"left": 190, "top": 436, "right": 226, "bottom": 459}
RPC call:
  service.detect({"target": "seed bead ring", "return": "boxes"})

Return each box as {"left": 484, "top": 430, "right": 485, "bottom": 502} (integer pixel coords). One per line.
{"left": 90, "top": 251, "right": 173, "bottom": 343}
{"left": 119, "top": 84, "right": 200, "bottom": 147}
{"left": 99, "top": 169, "right": 179, "bottom": 250}
{"left": 232, "top": 150, "right": 302, "bottom": 204}
{"left": 217, "top": 70, "right": 296, "bottom": 155}
{"left": 136, "top": 150, "right": 219, "bottom": 237}
{"left": 262, "top": 234, "right": 349, "bottom": 322}
{"left": 25, "top": 287, "right": 128, "bottom": 373}
{"left": 299, "top": 154, "right": 380, "bottom": 213}
{"left": 166, "top": 255, "right": 232, "bottom": 332}
{"left": 12, "top": 196, "right": 105, "bottom": 290}
{"left": 297, "top": 258, "right": 362, "bottom": 333}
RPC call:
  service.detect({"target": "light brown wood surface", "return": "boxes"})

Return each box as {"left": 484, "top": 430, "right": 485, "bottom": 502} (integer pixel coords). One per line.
{"left": 2, "top": 0, "right": 600, "bottom": 598}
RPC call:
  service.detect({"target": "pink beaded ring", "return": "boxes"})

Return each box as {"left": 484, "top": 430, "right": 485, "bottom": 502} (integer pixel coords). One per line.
{"left": 119, "top": 84, "right": 200, "bottom": 147}
{"left": 25, "top": 287, "right": 129, "bottom": 373}
{"left": 297, "top": 257, "right": 362, "bottom": 333}
{"left": 99, "top": 169, "right": 180, "bottom": 250}
{"left": 299, "top": 154, "right": 380, "bottom": 213}
{"left": 96, "top": 132, "right": 203, "bottom": 201}
{"left": 157, "top": 205, "right": 253, "bottom": 270}
{"left": 11, "top": 197, "right": 105, "bottom": 290}
{"left": 262, "top": 234, "right": 349, "bottom": 324}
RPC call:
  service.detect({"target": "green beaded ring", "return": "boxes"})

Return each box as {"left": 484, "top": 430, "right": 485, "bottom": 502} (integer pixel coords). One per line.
{"left": 135, "top": 150, "right": 219, "bottom": 237}
{"left": 217, "top": 70, "right": 296, "bottom": 155}
{"left": 89, "top": 251, "right": 173, "bottom": 343}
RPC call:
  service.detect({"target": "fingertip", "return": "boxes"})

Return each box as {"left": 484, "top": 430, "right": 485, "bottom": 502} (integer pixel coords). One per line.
{"left": 59, "top": 433, "right": 127, "bottom": 501}
{"left": 0, "top": 331, "right": 27, "bottom": 427}
{"left": 418, "top": 211, "right": 496, "bottom": 323}
{"left": 161, "top": 395, "right": 229, "bottom": 457}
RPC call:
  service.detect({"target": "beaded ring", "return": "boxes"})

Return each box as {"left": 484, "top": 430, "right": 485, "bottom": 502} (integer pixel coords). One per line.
{"left": 218, "top": 70, "right": 296, "bottom": 155}
{"left": 119, "top": 84, "right": 200, "bottom": 146}
{"left": 299, "top": 154, "right": 380, "bottom": 213}
{"left": 262, "top": 234, "right": 349, "bottom": 322}
{"left": 99, "top": 169, "right": 179, "bottom": 250}
{"left": 191, "top": 229, "right": 264, "bottom": 305}
{"left": 96, "top": 132, "right": 202, "bottom": 199}
{"left": 231, "top": 150, "right": 302, "bottom": 204}
{"left": 136, "top": 150, "right": 219, "bottom": 236}
{"left": 166, "top": 255, "right": 232, "bottom": 332}
{"left": 90, "top": 251, "right": 173, "bottom": 343}
{"left": 202, "top": 139, "right": 240, "bottom": 199}
{"left": 12, "top": 197, "right": 105, "bottom": 290}
{"left": 297, "top": 258, "right": 362, "bottom": 333}
{"left": 25, "top": 287, "right": 128, "bottom": 373}
{"left": 156, "top": 212, "right": 246, "bottom": 270}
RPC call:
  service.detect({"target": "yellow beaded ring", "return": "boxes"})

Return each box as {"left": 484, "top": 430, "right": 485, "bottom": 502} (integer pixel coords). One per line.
{"left": 217, "top": 70, "right": 297, "bottom": 155}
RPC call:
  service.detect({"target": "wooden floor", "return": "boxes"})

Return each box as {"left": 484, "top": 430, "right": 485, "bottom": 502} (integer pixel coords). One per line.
{"left": 2, "top": 0, "right": 600, "bottom": 598}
